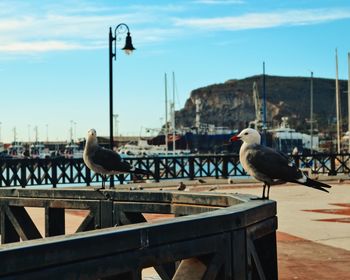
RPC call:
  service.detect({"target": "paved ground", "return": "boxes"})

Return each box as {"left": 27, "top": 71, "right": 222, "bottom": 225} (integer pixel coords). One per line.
{"left": 214, "top": 180, "right": 350, "bottom": 251}
{"left": 8, "top": 178, "right": 350, "bottom": 279}
{"left": 139, "top": 177, "right": 350, "bottom": 279}
{"left": 188, "top": 179, "right": 350, "bottom": 279}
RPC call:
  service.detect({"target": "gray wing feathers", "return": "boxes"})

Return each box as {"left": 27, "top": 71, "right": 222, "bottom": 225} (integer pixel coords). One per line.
{"left": 246, "top": 145, "right": 302, "bottom": 181}
{"left": 91, "top": 147, "right": 132, "bottom": 172}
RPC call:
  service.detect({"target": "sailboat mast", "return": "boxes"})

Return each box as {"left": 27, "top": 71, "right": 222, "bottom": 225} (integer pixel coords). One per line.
{"left": 172, "top": 72, "right": 176, "bottom": 154}
{"left": 262, "top": 62, "right": 267, "bottom": 146}
{"left": 335, "top": 48, "right": 341, "bottom": 153}
{"left": 348, "top": 52, "right": 350, "bottom": 151}
{"left": 164, "top": 73, "right": 168, "bottom": 153}
{"left": 310, "top": 71, "right": 314, "bottom": 154}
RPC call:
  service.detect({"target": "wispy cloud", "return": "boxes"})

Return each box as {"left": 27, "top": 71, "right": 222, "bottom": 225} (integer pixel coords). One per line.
{"left": 0, "top": 2, "right": 181, "bottom": 54}
{"left": 0, "top": 41, "right": 100, "bottom": 52}
{"left": 193, "top": 0, "right": 244, "bottom": 4}
{"left": 174, "top": 8, "right": 350, "bottom": 30}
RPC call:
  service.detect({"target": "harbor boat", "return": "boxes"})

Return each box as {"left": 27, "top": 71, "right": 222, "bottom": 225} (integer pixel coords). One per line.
{"left": 29, "top": 142, "right": 51, "bottom": 159}
{"left": 7, "top": 142, "right": 25, "bottom": 158}
{"left": 182, "top": 125, "right": 238, "bottom": 153}
{"left": 64, "top": 142, "right": 83, "bottom": 159}
{"left": 118, "top": 138, "right": 191, "bottom": 157}
{"left": 268, "top": 117, "right": 319, "bottom": 154}
{"left": 148, "top": 126, "right": 239, "bottom": 154}
{"left": 0, "top": 142, "right": 4, "bottom": 154}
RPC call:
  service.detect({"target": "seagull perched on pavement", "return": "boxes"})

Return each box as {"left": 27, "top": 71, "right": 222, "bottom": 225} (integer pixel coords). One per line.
{"left": 83, "top": 129, "right": 153, "bottom": 188}
{"left": 230, "top": 128, "right": 331, "bottom": 199}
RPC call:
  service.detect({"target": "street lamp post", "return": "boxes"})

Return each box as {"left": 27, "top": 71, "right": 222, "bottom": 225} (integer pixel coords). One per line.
{"left": 108, "top": 23, "right": 135, "bottom": 188}
{"left": 109, "top": 23, "right": 135, "bottom": 150}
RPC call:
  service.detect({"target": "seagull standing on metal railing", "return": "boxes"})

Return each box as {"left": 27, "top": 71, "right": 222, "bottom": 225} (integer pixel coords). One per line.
{"left": 230, "top": 128, "right": 331, "bottom": 199}
{"left": 83, "top": 129, "right": 153, "bottom": 188}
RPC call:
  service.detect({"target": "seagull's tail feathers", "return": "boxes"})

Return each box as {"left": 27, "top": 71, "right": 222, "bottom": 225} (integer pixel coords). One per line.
{"left": 130, "top": 167, "right": 154, "bottom": 177}
{"left": 301, "top": 178, "right": 331, "bottom": 193}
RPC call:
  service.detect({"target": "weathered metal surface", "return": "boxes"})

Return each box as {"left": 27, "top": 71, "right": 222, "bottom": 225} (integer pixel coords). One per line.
{"left": 0, "top": 188, "right": 278, "bottom": 279}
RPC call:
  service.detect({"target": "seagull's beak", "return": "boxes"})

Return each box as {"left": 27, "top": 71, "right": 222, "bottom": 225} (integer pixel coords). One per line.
{"left": 230, "top": 135, "right": 240, "bottom": 142}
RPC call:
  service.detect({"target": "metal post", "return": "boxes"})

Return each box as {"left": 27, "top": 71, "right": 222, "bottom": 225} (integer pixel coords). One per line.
{"left": 108, "top": 23, "right": 135, "bottom": 188}
{"left": 310, "top": 71, "right": 314, "bottom": 154}
{"left": 46, "top": 124, "right": 49, "bottom": 143}
{"left": 348, "top": 52, "right": 350, "bottom": 152}
{"left": 165, "top": 73, "right": 168, "bottom": 154}
{"left": 113, "top": 114, "right": 119, "bottom": 138}
{"left": 109, "top": 27, "right": 114, "bottom": 151}
{"left": 262, "top": 62, "right": 267, "bottom": 146}
{"left": 335, "top": 48, "right": 341, "bottom": 153}
{"left": 108, "top": 27, "right": 114, "bottom": 188}
{"left": 172, "top": 71, "right": 176, "bottom": 154}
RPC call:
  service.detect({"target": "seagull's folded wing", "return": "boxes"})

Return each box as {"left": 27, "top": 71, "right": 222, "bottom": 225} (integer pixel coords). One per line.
{"left": 91, "top": 148, "right": 132, "bottom": 172}
{"left": 246, "top": 145, "right": 302, "bottom": 181}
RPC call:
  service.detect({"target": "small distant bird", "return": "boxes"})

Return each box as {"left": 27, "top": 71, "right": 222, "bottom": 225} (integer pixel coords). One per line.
{"left": 230, "top": 128, "right": 331, "bottom": 199}
{"left": 177, "top": 182, "right": 186, "bottom": 191}
{"left": 83, "top": 129, "right": 153, "bottom": 188}
{"left": 227, "top": 177, "right": 235, "bottom": 184}
{"left": 129, "top": 185, "right": 143, "bottom": 191}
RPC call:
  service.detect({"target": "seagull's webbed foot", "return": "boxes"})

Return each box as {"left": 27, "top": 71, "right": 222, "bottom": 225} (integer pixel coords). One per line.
{"left": 94, "top": 175, "right": 106, "bottom": 191}
{"left": 250, "top": 183, "right": 270, "bottom": 200}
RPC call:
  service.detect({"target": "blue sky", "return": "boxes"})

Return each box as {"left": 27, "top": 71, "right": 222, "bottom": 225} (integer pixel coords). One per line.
{"left": 0, "top": 0, "right": 350, "bottom": 142}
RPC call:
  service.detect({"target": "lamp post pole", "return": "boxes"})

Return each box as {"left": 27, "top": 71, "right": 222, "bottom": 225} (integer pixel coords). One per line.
{"left": 108, "top": 23, "right": 135, "bottom": 150}
{"left": 108, "top": 23, "right": 135, "bottom": 187}
{"left": 109, "top": 27, "right": 114, "bottom": 150}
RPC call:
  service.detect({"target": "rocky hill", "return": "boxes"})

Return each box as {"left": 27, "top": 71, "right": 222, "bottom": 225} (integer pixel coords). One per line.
{"left": 175, "top": 75, "right": 349, "bottom": 132}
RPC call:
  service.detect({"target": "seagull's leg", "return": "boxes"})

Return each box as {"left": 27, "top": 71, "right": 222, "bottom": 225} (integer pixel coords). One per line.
{"left": 251, "top": 183, "right": 267, "bottom": 200}
{"left": 94, "top": 174, "right": 105, "bottom": 191}
{"left": 266, "top": 184, "right": 271, "bottom": 199}
{"left": 101, "top": 175, "right": 106, "bottom": 189}
{"left": 262, "top": 183, "right": 266, "bottom": 199}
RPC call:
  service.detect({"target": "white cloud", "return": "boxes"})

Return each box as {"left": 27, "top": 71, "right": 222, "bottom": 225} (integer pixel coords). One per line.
{"left": 0, "top": 2, "right": 178, "bottom": 54}
{"left": 174, "top": 8, "right": 350, "bottom": 30}
{"left": 0, "top": 40, "right": 100, "bottom": 52}
{"left": 193, "top": 0, "right": 244, "bottom": 4}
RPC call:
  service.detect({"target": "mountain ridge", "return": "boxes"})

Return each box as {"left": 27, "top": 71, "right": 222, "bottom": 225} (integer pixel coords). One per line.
{"left": 175, "top": 74, "right": 349, "bottom": 132}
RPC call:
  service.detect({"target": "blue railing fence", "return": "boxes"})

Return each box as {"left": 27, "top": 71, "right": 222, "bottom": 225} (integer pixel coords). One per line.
{"left": 0, "top": 154, "right": 347, "bottom": 188}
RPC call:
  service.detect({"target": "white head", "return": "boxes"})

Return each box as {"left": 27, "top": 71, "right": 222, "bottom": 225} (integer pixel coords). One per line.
{"left": 230, "top": 128, "right": 261, "bottom": 145}
{"left": 86, "top": 128, "right": 97, "bottom": 145}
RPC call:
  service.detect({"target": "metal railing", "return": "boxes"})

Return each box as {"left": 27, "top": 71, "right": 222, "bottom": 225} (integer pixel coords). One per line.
{"left": 0, "top": 153, "right": 348, "bottom": 188}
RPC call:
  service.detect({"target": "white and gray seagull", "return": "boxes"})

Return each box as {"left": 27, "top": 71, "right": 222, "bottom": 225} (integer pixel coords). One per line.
{"left": 83, "top": 129, "right": 153, "bottom": 188}
{"left": 230, "top": 128, "right": 331, "bottom": 199}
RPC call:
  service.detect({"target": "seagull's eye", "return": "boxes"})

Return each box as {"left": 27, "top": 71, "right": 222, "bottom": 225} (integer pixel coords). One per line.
{"left": 244, "top": 132, "right": 248, "bottom": 135}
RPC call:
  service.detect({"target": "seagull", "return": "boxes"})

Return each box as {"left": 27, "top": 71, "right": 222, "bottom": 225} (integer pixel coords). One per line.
{"left": 230, "top": 128, "right": 331, "bottom": 199}
{"left": 177, "top": 182, "right": 186, "bottom": 191}
{"left": 83, "top": 129, "right": 153, "bottom": 188}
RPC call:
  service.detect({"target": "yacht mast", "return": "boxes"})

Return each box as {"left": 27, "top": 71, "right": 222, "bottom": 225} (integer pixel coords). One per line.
{"left": 335, "top": 48, "right": 341, "bottom": 153}
{"left": 348, "top": 52, "right": 350, "bottom": 151}
{"left": 164, "top": 73, "right": 168, "bottom": 154}
{"left": 172, "top": 71, "right": 176, "bottom": 154}
{"left": 310, "top": 71, "right": 314, "bottom": 154}
{"left": 262, "top": 62, "right": 267, "bottom": 145}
